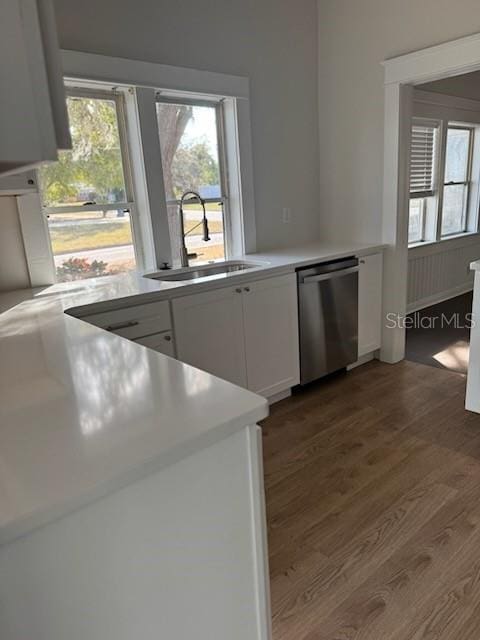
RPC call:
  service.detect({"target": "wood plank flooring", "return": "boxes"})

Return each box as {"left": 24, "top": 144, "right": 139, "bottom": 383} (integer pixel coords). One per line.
{"left": 262, "top": 359, "right": 480, "bottom": 640}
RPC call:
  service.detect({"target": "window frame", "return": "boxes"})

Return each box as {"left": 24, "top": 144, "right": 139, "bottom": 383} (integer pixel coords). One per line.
{"left": 38, "top": 85, "right": 144, "bottom": 276}
{"left": 439, "top": 124, "right": 475, "bottom": 238}
{"left": 155, "top": 94, "right": 232, "bottom": 261}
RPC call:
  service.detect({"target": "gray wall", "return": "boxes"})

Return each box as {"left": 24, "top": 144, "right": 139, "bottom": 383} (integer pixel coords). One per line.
{"left": 317, "top": 0, "right": 480, "bottom": 244}
{"left": 421, "top": 70, "right": 480, "bottom": 101}
{"left": 53, "top": 0, "right": 320, "bottom": 252}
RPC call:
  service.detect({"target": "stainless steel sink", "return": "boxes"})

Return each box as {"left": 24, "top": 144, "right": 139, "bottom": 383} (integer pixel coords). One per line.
{"left": 148, "top": 261, "right": 262, "bottom": 282}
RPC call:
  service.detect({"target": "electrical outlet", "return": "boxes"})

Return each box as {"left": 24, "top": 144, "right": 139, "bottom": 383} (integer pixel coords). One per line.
{"left": 282, "top": 207, "right": 291, "bottom": 224}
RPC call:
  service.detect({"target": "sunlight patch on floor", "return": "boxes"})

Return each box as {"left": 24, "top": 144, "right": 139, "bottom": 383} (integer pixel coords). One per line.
{"left": 433, "top": 340, "right": 469, "bottom": 372}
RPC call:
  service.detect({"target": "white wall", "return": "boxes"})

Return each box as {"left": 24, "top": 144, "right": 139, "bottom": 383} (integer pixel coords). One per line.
{"left": 53, "top": 0, "right": 320, "bottom": 252}
{"left": 408, "top": 237, "right": 478, "bottom": 311}
{"left": 0, "top": 197, "right": 30, "bottom": 291}
{"left": 317, "top": 0, "right": 480, "bottom": 244}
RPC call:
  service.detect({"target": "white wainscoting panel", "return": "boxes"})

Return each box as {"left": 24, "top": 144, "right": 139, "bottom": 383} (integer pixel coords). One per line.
{"left": 408, "top": 236, "right": 480, "bottom": 311}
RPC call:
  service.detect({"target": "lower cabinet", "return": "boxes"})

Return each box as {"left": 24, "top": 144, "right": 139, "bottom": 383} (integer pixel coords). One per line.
{"left": 172, "top": 286, "right": 247, "bottom": 387}
{"left": 242, "top": 275, "right": 299, "bottom": 396}
{"left": 134, "top": 331, "right": 175, "bottom": 357}
{"left": 172, "top": 273, "right": 300, "bottom": 397}
{"left": 358, "top": 252, "right": 383, "bottom": 357}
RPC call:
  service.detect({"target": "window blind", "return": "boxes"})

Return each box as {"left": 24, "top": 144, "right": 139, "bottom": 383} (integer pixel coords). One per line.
{"left": 409, "top": 123, "right": 437, "bottom": 198}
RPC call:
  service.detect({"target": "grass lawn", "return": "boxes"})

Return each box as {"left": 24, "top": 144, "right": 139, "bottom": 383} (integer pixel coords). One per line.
{"left": 50, "top": 219, "right": 224, "bottom": 254}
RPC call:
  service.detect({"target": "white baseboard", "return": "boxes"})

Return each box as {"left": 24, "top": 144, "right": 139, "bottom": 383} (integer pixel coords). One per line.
{"left": 407, "top": 282, "right": 473, "bottom": 313}
{"left": 267, "top": 388, "right": 292, "bottom": 405}
{"left": 347, "top": 351, "right": 377, "bottom": 370}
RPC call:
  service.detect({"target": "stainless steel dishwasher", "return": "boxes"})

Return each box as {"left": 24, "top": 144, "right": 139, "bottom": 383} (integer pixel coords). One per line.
{"left": 297, "top": 257, "right": 359, "bottom": 384}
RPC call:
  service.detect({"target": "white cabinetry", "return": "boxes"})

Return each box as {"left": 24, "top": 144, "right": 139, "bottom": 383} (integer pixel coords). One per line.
{"left": 358, "top": 252, "right": 383, "bottom": 357}
{"left": 172, "top": 286, "right": 247, "bottom": 386}
{"left": 134, "top": 331, "right": 175, "bottom": 357}
{"left": 242, "top": 275, "right": 299, "bottom": 396}
{"left": 0, "top": 0, "right": 71, "bottom": 175}
{"left": 172, "top": 273, "right": 299, "bottom": 397}
{"left": 77, "top": 299, "right": 176, "bottom": 357}
{"left": 0, "top": 425, "right": 271, "bottom": 640}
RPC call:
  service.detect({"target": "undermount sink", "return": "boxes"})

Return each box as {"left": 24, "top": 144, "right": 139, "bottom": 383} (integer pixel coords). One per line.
{"left": 148, "top": 261, "right": 262, "bottom": 282}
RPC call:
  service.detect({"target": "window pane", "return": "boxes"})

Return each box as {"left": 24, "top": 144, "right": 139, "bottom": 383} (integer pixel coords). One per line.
{"left": 444, "top": 128, "right": 470, "bottom": 183}
{"left": 39, "top": 96, "right": 128, "bottom": 207}
{"left": 48, "top": 209, "right": 136, "bottom": 282}
{"left": 408, "top": 199, "right": 424, "bottom": 243}
{"left": 156, "top": 101, "right": 226, "bottom": 264}
{"left": 156, "top": 102, "right": 222, "bottom": 200}
{"left": 441, "top": 184, "right": 467, "bottom": 236}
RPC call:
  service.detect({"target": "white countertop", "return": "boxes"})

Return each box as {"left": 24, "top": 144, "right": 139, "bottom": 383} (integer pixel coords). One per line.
{"left": 65, "top": 240, "right": 387, "bottom": 316}
{"left": 0, "top": 292, "right": 268, "bottom": 546}
{"left": 0, "top": 241, "right": 383, "bottom": 546}
{"left": 471, "top": 259, "right": 480, "bottom": 271}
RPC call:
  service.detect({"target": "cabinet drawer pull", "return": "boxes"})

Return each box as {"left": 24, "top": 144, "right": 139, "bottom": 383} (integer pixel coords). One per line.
{"left": 106, "top": 320, "right": 139, "bottom": 332}
{"left": 235, "top": 288, "right": 242, "bottom": 293}
{"left": 244, "top": 287, "right": 250, "bottom": 292}
{"left": 164, "top": 335, "right": 172, "bottom": 342}
{"left": 359, "top": 259, "right": 366, "bottom": 264}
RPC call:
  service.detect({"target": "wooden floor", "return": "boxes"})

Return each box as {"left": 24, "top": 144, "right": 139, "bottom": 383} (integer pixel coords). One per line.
{"left": 262, "top": 359, "right": 480, "bottom": 640}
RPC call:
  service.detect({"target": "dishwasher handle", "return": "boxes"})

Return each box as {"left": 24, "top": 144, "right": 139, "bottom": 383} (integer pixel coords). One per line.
{"left": 301, "top": 265, "right": 359, "bottom": 284}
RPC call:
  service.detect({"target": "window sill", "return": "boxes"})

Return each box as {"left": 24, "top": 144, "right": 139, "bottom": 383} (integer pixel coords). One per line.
{"left": 408, "top": 231, "right": 480, "bottom": 256}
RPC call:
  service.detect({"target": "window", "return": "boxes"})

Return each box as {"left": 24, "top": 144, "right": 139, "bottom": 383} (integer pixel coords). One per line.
{"left": 441, "top": 126, "right": 473, "bottom": 237}
{"left": 21, "top": 55, "right": 255, "bottom": 285}
{"left": 38, "top": 89, "right": 137, "bottom": 282}
{"left": 408, "top": 119, "right": 479, "bottom": 246}
{"left": 155, "top": 97, "right": 228, "bottom": 265}
{"left": 408, "top": 121, "right": 438, "bottom": 244}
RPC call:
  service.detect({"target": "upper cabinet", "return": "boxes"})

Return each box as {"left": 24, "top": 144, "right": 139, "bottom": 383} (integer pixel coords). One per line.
{"left": 0, "top": 0, "right": 71, "bottom": 176}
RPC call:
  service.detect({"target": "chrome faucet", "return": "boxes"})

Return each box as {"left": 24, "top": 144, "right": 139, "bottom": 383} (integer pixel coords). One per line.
{"left": 179, "top": 190, "right": 211, "bottom": 268}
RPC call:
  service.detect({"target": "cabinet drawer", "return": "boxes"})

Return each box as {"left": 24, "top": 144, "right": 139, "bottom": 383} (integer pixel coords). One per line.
{"left": 134, "top": 332, "right": 175, "bottom": 357}
{"left": 82, "top": 300, "right": 171, "bottom": 338}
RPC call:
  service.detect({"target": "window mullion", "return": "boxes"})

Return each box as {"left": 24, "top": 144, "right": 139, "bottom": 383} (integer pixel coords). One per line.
{"left": 463, "top": 129, "right": 475, "bottom": 232}
{"left": 133, "top": 87, "right": 172, "bottom": 269}
{"left": 435, "top": 120, "right": 448, "bottom": 242}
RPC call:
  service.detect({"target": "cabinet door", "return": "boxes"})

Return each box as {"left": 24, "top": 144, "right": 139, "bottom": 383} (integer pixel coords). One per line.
{"left": 134, "top": 332, "right": 176, "bottom": 358}
{"left": 172, "top": 286, "right": 247, "bottom": 387}
{"left": 0, "top": 0, "right": 70, "bottom": 175}
{"left": 242, "top": 274, "right": 300, "bottom": 397}
{"left": 358, "top": 253, "right": 383, "bottom": 357}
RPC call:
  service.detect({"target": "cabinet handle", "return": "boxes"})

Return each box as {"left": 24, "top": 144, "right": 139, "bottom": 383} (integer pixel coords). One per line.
{"left": 106, "top": 320, "right": 139, "bottom": 332}
{"left": 235, "top": 288, "right": 242, "bottom": 293}
{"left": 360, "top": 259, "right": 366, "bottom": 264}
{"left": 164, "top": 335, "right": 172, "bottom": 342}
{"left": 244, "top": 287, "right": 250, "bottom": 292}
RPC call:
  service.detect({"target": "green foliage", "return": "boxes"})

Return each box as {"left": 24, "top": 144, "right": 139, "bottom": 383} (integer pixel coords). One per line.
{"left": 171, "top": 141, "right": 219, "bottom": 198}
{"left": 39, "top": 97, "right": 125, "bottom": 207}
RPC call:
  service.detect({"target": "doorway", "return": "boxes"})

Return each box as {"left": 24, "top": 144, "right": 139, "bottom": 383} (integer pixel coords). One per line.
{"left": 381, "top": 33, "right": 480, "bottom": 367}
